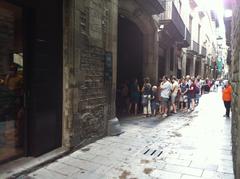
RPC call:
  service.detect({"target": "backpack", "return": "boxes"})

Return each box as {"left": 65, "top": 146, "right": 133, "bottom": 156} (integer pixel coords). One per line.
{"left": 195, "top": 86, "right": 200, "bottom": 94}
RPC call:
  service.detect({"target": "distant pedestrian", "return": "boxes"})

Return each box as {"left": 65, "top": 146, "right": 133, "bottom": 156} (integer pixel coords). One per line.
{"left": 185, "top": 75, "right": 192, "bottom": 110}
{"left": 128, "top": 78, "right": 140, "bottom": 115}
{"left": 170, "top": 76, "right": 179, "bottom": 114}
{"left": 160, "top": 76, "right": 172, "bottom": 117}
{"left": 141, "top": 77, "right": 152, "bottom": 117}
{"left": 179, "top": 78, "right": 188, "bottom": 111}
{"left": 222, "top": 80, "right": 232, "bottom": 118}
{"left": 189, "top": 79, "right": 197, "bottom": 111}
{"left": 151, "top": 86, "right": 159, "bottom": 116}
{"left": 195, "top": 78, "right": 201, "bottom": 105}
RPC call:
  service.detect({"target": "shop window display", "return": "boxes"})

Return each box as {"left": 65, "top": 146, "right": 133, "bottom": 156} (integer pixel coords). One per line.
{"left": 0, "top": 2, "right": 24, "bottom": 163}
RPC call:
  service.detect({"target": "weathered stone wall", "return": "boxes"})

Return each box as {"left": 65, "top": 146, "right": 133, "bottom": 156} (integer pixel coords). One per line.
{"left": 231, "top": 2, "right": 240, "bottom": 178}
{"left": 63, "top": 0, "right": 117, "bottom": 148}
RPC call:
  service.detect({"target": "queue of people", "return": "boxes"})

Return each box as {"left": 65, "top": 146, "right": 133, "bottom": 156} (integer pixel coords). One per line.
{"left": 117, "top": 75, "right": 210, "bottom": 118}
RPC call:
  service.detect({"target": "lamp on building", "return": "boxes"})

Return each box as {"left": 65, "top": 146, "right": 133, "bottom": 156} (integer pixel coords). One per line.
{"left": 158, "top": 24, "right": 165, "bottom": 32}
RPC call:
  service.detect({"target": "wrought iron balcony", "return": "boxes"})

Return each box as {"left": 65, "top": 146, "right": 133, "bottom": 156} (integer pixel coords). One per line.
{"left": 176, "top": 27, "right": 191, "bottom": 48}
{"left": 200, "top": 46, "right": 207, "bottom": 57}
{"left": 226, "top": 49, "right": 231, "bottom": 65}
{"left": 159, "top": 1, "right": 185, "bottom": 42}
{"left": 187, "top": 41, "right": 199, "bottom": 55}
{"left": 224, "top": 16, "right": 231, "bottom": 46}
{"left": 138, "top": 0, "right": 165, "bottom": 14}
{"left": 189, "top": 0, "right": 198, "bottom": 9}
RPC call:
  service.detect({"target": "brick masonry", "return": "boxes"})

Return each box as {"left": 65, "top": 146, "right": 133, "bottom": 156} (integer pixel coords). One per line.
{"left": 230, "top": 2, "right": 240, "bottom": 178}
{"left": 62, "top": 0, "right": 117, "bottom": 148}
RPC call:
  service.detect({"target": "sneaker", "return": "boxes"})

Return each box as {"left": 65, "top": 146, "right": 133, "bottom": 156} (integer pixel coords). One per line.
{"left": 223, "top": 114, "right": 227, "bottom": 117}
{"left": 162, "top": 113, "right": 167, "bottom": 117}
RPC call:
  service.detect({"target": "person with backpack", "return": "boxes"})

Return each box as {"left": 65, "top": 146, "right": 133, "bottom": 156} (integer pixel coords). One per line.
{"left": 189, "top": 79, "right": 197, "bottom": 111}
{"left": 141, "top": 77, "right": 152, "bottom": 117}
{"left": 179, "top": 78, "right": 188, "bottom": 111}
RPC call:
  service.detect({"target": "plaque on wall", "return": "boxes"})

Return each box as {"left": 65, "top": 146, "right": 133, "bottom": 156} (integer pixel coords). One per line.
{"left": 104, "top": 52, "right": 112, "bottom": 81}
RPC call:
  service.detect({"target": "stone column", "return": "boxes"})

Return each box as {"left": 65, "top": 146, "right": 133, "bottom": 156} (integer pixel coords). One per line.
{"left": 62, "top": 0, "right": 75, "bottom": 148}
{"left": 231, "top": 3, "right": 240, "bottom": 178}
{"left": 143, "top": 32, "right": 158, "bottom": 83}
{"left": 191, "top": 55, "right": 197, "bottom": 77}
{"left": 182, "top": 50, "right": 187, "bottom": 76}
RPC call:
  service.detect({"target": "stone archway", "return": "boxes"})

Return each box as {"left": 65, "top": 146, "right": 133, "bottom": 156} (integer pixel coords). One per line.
{"left": 118, "top": 0, "right": 159, "bottom": 83}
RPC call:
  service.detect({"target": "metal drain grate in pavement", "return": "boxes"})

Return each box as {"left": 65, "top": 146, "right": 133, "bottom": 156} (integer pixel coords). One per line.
{"left": 143, "top": 148, "right": 163, "bottom": 158}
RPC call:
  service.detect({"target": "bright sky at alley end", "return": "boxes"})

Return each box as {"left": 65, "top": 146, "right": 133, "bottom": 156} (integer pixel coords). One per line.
{"left": 198, "top": 0, "right": 226, "bottom": 38}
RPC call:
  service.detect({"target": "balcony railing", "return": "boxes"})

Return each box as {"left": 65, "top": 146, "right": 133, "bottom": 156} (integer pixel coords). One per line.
{"left": 224, "top": 17, "right": 231, "bottom": 46}
{"left": 139, "top": 0, "right": 165, "bottom": 14}
{"left": 201, "top": 46, "right": 207, "bottom": 57}
{"left": 182, "top": 27, "right": 191, "bottom": 47}
{"left": 187, "top": 40, "right": 199, "bottom": 55}
{"left": 193, "top": 41, "right": 199, "bottom": 54}
{"left": 159, "top": 1, "right": 185, "bottom": 38}
{"left": 226, "top": 49, "right": 231, "bottom": 65}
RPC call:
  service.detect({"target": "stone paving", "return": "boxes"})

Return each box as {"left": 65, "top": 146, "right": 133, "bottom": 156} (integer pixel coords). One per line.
{"left": 22, "top": 91, "right": 234, "bottom": 179}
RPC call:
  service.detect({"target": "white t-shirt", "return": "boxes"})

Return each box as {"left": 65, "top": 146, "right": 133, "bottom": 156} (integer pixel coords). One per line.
{"left": 171, "top": 81, "right": 179, "bottom": 96}
{"left": 160, "top": 81, "right": 172, "bottom": 98}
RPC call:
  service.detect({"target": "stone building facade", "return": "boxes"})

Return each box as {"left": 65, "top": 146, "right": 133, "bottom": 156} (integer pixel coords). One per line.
{"left": 62, "top": 0, "right": 118, "bottom": 148}
{"left": 228, "top": 0, "right": 240, "bottom": 178}
{"left": 62, "top": 0, "right": 164, "bottom": 148}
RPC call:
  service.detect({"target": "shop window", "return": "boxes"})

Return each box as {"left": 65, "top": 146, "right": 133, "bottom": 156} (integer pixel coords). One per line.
{"left": 0, "top": 1, "right": 24, "bottom": 163}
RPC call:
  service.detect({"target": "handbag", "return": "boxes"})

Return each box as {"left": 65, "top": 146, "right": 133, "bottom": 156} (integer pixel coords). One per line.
{"left": 141, "top": 95, "right": 148, "bottom": 106}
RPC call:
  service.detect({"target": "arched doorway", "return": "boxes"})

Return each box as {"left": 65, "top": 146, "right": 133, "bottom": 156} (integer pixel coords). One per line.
{"left": 116, "top": 16, "right": 143, "bottom": 117}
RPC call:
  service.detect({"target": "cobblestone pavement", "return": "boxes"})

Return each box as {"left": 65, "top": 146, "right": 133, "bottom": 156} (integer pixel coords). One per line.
{"left": 23, "top": 91, "right": 234, "bottom": 179}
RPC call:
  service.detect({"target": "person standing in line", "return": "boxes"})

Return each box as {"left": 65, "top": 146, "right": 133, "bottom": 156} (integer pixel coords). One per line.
{"left": 185, "top": 75, "right": 192, "bottom": 110}
{"left": 171, "top": 76, "right": 179, "bottom": 114}
{"left": 157, "top": 79, "right": 163, "bottom": 115}
{"left": 128, "top": 78, "right": 140, "bottom": 115}
{"left": 151, "top": 86, "right": 159, "bottom": 116}
{"left": 179, "top": 78, "right": 188, "bottom": 111}
{"left": 160, "top": 76, "right": 172, "bottom": 117}
{"left": 189, "top": 79, "right": 197, "bottom": 111}
{"left": 141, "top": 77, "right": 152, "bottom": 117}
{"left": 222, "top": 80, "right": 232, "bottom": 118}
{"left": 195, "top": 78, "right": 201, "bottom": 105}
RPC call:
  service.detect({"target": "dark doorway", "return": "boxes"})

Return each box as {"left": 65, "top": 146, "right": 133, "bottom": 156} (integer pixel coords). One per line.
{"left": 0, "top": 0, "right": 63, "bottom": 163}
{"left": 186, "top": 58, "right": 191, "bottom": 75}
{"left": 116, "top": 16, "right": 143, "bottom": 117}
{"left": 25, "top": 0, "right": 62, "bottom": 156}
{"left": 0, "top": 1, "right": 24, "bottom": 163}
{"left": 195, "top": 60, "right": 201, "bottom": 76}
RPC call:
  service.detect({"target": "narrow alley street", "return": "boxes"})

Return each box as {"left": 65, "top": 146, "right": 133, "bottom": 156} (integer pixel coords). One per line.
{"left": 22, "top": 90, "right": 233, "bottom": 179}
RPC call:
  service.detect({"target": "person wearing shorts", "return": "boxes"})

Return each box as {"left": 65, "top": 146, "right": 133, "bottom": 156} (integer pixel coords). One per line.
{"left": 179, "top": 79, "right": 188, "bottom": 111}
{"left": 160, "top": 76, "right": 172, "bottom": 117}
{"left": 171, "top": 76, "right": 179, "bottom": 114}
